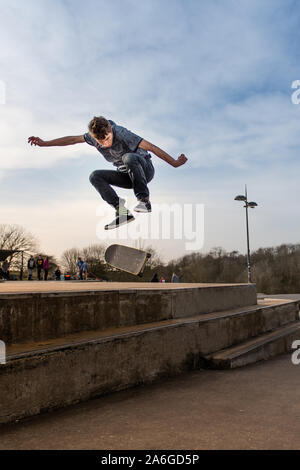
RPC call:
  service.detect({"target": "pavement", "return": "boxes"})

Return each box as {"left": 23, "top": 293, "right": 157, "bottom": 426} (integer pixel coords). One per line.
{"left": 0, "top": 354, "right": 300, "bottom": 450}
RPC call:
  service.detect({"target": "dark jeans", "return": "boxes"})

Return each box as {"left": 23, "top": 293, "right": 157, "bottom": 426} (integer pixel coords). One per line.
{"left": 89, "top": 153, "right": 155, "bottom": 208}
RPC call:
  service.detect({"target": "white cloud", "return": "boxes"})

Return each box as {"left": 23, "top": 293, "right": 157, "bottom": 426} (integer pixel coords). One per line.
{"left": 1, "top": 0, "right": 300, "bottom": 260}
{"left": 1, "top": 0, "right": 298, "bottom": 172}
{"left": 183, "top": 93, "right": 300, "bottom": 169}
{"left": 0, "top": 105, "right": 88, "bottom": 174}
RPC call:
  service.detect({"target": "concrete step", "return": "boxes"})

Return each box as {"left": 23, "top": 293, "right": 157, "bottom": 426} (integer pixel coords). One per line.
{"left": 1, "top": 299, "right": 299, "bottom": 424}
{"left": 5, "top": 299, "right": 299, "bottom": 358}
{"left": 203, "top": 322, "right": 300, "bottom": 369}
{"left": 0, "top": 283, "right": 257, "bottom": 344}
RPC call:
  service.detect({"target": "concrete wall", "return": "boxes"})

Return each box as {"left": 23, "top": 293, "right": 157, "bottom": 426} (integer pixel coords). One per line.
{"left": 0, "top": 284, "right": 257, "bottom": 344}
{"left": 0, "top": 299, "right": 297, "bottom": 425}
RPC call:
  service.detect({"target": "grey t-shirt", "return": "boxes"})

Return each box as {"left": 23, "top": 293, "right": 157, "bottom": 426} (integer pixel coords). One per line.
{"left": 84, "top": 120, "right": 151, "bottom": 168}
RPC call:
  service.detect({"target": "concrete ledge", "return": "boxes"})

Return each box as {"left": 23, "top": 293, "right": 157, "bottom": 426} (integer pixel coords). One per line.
{"left": 0, "top": 283, "right": 257, "bottom": 344}
{"left": 0, "top": 299, "right": 298, "bottom": 425}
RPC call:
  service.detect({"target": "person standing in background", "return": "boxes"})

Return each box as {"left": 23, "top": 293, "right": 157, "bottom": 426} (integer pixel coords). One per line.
{"left": 171, "top": 272, "right": 180, "bottom": 283}
{"left": 77, "top": 258, "right": 84, "bottom": 280}
{"left": 2, "top": 260, "right": 9, "bottom": 280}
{"left": 55, "top": 267, "right": 61, "bottom": 281}
{"left": 151, "top": 273, "right": 159, "bottom": 282}
{"left": 36, "top": 255, "right": 44, "bottom": 280}
{"left": 43, "top": 257, "right": 50, "bottom": 281}
{"left": 82, "top": 261, "right": 88, "bottom": 280}
{"left": 27, "top": 256, "right": 35, "bottom": 280}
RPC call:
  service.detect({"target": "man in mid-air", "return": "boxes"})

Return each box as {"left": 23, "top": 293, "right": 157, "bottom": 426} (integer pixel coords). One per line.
{"left": 28, "top": 116, "right": 187, "bottom": 229}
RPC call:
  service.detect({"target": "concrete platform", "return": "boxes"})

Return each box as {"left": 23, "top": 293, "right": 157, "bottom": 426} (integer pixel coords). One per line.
{"left": 0, "top": 282, "right": 257, "bottom": 344}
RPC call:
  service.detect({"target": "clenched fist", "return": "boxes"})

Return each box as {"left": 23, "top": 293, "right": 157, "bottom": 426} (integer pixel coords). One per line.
{"left": 173, "top": 154, "right": 188, "bottom": 168}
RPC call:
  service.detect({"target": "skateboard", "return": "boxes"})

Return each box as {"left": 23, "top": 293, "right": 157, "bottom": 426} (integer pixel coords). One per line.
{"left": 104, "top": 244, "right": 151, "bottom": 277}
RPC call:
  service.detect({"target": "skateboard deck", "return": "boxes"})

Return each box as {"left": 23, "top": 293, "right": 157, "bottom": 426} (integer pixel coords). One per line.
{"left": 104, "top": 244, "right": 151, "bottom": 276}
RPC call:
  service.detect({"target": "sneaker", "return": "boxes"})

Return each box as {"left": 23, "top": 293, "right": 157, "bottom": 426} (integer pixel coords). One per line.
{"left": 134, "top": 199, "right": 152, "bottom": 213}
{"left": 104, "top": 205, "right": 135, "bottom": 230}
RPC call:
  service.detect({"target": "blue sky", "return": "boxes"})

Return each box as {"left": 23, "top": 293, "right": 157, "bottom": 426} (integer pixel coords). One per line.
{"left": 1, "top": 0, "right": 300, "bottom": 261}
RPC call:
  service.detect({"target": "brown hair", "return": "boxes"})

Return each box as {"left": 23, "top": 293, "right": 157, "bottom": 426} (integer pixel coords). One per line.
{"left": 88, "top": 116, "right": 111, "bottom": 140}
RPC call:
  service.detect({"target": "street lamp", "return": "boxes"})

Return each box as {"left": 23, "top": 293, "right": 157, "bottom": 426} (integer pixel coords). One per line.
{"left": 234, "top": 185, "right": 258, "bottom": 283}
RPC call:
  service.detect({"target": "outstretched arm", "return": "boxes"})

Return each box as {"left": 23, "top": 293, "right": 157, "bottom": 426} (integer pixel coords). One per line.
{"left": 138, "top": 139, "right": 188, "bottom": 167}
{"left": 28, "top": 135, "right": 85, "bottom": 147}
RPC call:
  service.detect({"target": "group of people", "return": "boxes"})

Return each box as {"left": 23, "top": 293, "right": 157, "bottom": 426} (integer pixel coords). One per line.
{"left": 27, "top": 256, "right": 88, "bottom": 281}
{"left": 3, "top": 254, "right": 176, "bottom": 283}
{"left": 28, "top": 256, "right": 72, "bottom": 281}
{"left": 27, "top": 255, "right": 50, "bottom": 280}
{"left": 151, "top": 273, "right": 180, "bottom": 283}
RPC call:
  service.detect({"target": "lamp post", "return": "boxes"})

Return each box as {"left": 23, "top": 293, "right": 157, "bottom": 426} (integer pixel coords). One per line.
{"left": 234, "top": 185, "right": 258, "bottom": 283}
{"left": 20, "top": 251, "right": 24, "bottom": 280}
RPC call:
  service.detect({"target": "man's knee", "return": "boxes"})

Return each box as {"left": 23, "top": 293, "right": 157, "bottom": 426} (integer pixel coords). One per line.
{"left": 89, "top": 170, "right": 104, "bottom": 185}
{"left": 122, "top": 153, "right": 138, "bottom": 167}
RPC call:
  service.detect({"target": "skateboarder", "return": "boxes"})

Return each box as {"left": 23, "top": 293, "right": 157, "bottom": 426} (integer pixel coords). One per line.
{"left": 28, "top": 116, "right": 188, "bottom": 229}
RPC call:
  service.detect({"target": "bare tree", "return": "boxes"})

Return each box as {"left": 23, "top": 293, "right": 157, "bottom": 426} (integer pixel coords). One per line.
{"left": 143, "top": 246, "right": 163, "bottom": 269}
{"left": 60, "top": 247, "right": 82, "bottom": 274}
{"left": 81, "top": 244, "right": 108, "bottom": 279}
{"left": 133, "top": 239, "right": 163, "bottom": 269}
{"left": 82, "top": 244, "right": 106, "bottom": 262}
{"left": 60, "top": 244, "right": 111, "bottom": 279}
{"left": 0, "top": 224, "right": 38, "bottom": 267}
